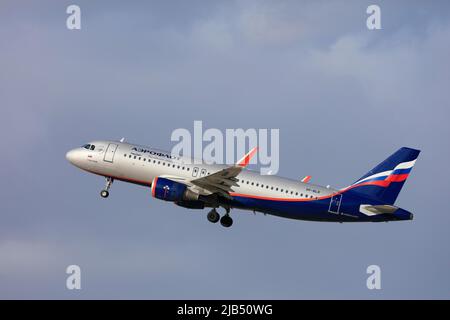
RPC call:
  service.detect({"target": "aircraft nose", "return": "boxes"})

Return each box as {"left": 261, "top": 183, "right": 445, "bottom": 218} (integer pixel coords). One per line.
{"left": 66, "top": 149, "right": 80, "bottom": 164}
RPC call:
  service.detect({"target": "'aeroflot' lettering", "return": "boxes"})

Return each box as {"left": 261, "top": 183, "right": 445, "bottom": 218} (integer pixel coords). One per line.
{"left": 131, "top": 147, "right": 179, "bottom": 160}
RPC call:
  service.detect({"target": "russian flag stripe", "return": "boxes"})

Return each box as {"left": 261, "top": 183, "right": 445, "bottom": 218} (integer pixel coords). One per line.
{"left": 392, "top": 168, "right": 412, "bottom": 175}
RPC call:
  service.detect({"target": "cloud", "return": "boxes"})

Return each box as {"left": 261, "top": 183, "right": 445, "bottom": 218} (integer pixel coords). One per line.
{"left": 0, "top": 0, "right": 449, "bottom": 299}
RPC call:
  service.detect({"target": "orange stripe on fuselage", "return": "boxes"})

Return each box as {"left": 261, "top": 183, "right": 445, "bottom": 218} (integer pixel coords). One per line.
{"left": 229, "top": 192, "right": 325, "bottom": 202}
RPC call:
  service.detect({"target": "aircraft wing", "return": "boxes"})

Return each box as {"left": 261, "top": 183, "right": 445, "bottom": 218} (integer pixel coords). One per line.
{"left": 190, "top": 147, "right": 258, "bottom": 199}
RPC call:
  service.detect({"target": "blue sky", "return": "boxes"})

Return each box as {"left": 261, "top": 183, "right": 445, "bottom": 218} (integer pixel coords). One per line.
{"left": 0, "top": 0, "right": 449, "bottom": 299}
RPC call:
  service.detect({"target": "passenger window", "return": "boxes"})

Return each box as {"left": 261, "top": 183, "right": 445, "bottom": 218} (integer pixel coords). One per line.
{"left": 124, "top": 154, "right": 127, "bottom": 157}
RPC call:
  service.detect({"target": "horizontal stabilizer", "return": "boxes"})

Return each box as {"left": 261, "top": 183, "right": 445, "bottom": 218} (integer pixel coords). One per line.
{"left": 360, "top": 204, "right": 398, "bottom": 216}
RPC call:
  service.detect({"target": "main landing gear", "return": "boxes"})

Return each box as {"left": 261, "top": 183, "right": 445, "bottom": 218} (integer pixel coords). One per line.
{"left": 207, "top": 208, "right": 220, "bottom": 223}
{"left": 207, "top": 207, "right": 233, "bottom": 228}
{"left": 100, "top": 177, "right": 113, "bottom": 198}
{"left": 220, "top": 214, "right": 233, "bottom": 228}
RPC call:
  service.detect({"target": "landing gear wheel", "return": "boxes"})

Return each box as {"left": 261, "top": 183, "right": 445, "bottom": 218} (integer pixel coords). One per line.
{"left": 100, "top": 177, "right": 113, "bottom": 198}
{"left": 220, "top": 215, "right": 233, "bottom": 228}
{"left": 207, "top": 209, "right": 220, "bottom": 223}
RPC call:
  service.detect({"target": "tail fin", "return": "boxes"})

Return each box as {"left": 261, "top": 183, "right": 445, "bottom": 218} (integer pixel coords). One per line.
{"left": 348, "top": 147, "right": 420, "bottom": 204}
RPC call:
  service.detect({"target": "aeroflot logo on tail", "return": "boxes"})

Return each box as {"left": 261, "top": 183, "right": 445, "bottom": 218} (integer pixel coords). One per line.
{"left": 170, "top": 120, "right": 279, "bottom": 175}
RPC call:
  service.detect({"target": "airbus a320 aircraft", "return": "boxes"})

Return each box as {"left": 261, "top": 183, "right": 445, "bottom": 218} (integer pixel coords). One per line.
{"left": 66, "top": 140, "right": 420, "bottom": 227}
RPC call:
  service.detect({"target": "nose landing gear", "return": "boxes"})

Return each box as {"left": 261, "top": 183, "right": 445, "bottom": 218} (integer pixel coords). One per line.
{"left": 100, "top": 177, "right": 113, "bottom": 198}
{"left": 100, "top": 190, "right": 109, "bottom": 198}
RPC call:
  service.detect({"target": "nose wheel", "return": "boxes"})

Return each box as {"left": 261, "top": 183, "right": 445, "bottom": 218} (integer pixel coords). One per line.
{"left": 100, "top": 190, "right": 109, "bottom": 198}
{"left": 100, "top": 177, "right": 113, "bottom": 198}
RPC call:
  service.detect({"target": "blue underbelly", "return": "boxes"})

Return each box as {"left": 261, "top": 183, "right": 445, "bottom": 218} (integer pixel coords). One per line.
{"left": 228, "top": 196, "right": 355, "bottom": 222}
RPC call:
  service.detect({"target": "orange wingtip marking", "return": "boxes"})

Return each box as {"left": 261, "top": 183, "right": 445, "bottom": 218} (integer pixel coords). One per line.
{"left": 237, "top": 147, "right": 258, "bottom": 167}
{"left": 301, "top": 175, "right": 312, "bottom": 183}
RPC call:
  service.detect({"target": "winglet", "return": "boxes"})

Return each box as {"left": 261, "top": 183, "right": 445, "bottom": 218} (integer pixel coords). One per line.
{"left": 119, "top": 137, "right": 125, "bottom": 143}
{"left": 301, "top": 175, "right": 312, "bottom": 183}
{"left": 236, "top": 147, "right": 258, "bottom": 167}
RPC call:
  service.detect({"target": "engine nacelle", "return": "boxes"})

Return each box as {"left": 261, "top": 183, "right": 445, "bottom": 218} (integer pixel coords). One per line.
{"left": 151, "top": 177, "right": 199, "bottom": 202}
{"left": 175, "top": 200, "right": 205, "bottom": 209}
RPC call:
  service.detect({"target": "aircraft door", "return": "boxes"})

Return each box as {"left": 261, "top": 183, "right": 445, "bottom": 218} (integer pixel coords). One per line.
{"left": 328, "top": 194, "right": 342, "bottom": 214}
{"left": 103, "top": 143, "right": 118, "bottom": 163}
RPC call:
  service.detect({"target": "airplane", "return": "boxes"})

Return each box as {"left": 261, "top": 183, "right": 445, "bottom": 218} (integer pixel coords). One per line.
{"left": 66, "top": 140, "right": 420, "bottom": 227}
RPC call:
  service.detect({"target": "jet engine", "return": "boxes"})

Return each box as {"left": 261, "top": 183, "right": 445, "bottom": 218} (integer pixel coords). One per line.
{"left": 151, "top": 177, "right": 200, "bottom": 203}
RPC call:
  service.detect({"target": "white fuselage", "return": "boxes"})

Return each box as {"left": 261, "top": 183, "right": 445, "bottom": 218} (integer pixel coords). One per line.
{"left": 66, "top": 140, "right": 417, "bottom": 224}
{"left": 66, "top": 140, "right": 335, "bottom": 206}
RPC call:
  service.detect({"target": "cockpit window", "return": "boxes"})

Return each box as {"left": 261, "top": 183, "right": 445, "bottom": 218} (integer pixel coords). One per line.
{"left": 82, "top": 144, "right": 96, "bottom": 150}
